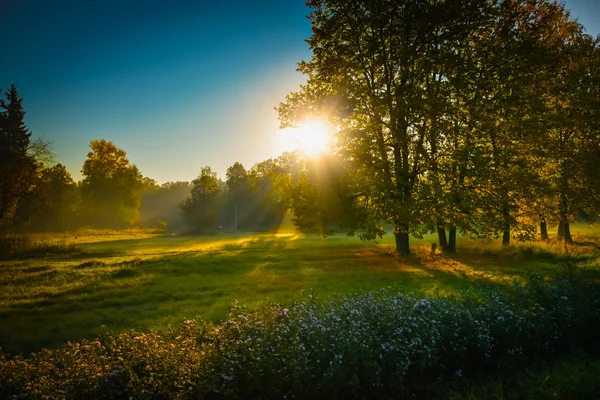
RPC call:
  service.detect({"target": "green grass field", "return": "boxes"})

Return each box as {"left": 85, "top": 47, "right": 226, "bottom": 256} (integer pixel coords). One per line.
{"left": 1, "top": 225, "right": 600, "bottom": 356}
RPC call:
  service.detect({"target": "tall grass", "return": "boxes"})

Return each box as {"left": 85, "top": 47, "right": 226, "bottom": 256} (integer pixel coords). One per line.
{"left": 0, "top": 234, "right": 81, "bottom": 258}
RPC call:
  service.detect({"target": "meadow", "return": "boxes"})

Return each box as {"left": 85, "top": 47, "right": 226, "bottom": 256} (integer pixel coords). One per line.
{"left": 1, "top": 225, "right": 599, "bottom": 357}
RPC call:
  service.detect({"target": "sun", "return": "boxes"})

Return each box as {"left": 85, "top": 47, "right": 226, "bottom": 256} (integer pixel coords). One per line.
{"left": 278, "top": 119, "right": 332, "bottom": 156}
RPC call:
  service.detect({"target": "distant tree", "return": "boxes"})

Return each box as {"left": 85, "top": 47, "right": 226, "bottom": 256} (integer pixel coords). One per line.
{"left": 141, "top": 177, "right": 159, "bottom": 192}
{"left": 271, "top": 152, "right": 350, "bottom": 236}
{"left": 179, "top": 166, "right": 222, "bottom": 233}
{"left": 41, "top": 164, "right": 78, "bottom": 231}
{"left": 225, "top": 162, "right": 252, "bottom": 230}
{"left": 247, "top": 158, "right": 289, "bottom": 231}
{"left": 80, "top": 139, "right": 143, "bottom": 228}
{"left": 140, "top": 181, "right": 191, "bottom": 229}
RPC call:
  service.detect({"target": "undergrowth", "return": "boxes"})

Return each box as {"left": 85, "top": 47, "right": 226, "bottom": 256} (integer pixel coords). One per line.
{"left": 0, "top": 234, "right": 81, "bottom": 258}
{"left": 1, "top": 266, "right": 599, "bottom": 399}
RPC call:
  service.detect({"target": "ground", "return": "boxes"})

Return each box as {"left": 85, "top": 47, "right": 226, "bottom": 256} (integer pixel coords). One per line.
{"left": 1, "top": 225, "right": 599, "bottom": 356}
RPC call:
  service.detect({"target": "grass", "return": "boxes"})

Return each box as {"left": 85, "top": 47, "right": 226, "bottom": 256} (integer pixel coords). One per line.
{"left": 446, "top": 356, "right": 600, "bottom": 399}
{"left": 0, "top": 234, "right": 82, "bottom": 258}
{"left": 1, "top": 225, "right": 599, "bottom": 356}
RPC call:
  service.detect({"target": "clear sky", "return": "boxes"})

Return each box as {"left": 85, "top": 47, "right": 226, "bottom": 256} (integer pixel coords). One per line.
{"left": 1, "top": 0, "right": 599, "bottom": 184}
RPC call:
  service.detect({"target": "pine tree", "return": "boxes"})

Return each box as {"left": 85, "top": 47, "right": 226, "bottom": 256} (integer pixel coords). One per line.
{"left": 0, "top": 84, "right": 37, "bottom": 229}
{"left": 0, "top": 84, "right": 31, "bottom": 160}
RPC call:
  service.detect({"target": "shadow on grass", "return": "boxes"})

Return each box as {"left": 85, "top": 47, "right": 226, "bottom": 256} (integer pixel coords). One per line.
{"left": 1, "top": 233, "right": 598, "bottom": 356}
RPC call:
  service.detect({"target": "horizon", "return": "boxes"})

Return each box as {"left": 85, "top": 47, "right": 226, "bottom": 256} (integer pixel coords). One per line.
{"left": 2, "top": 0, "right": 599, "bottom": 183}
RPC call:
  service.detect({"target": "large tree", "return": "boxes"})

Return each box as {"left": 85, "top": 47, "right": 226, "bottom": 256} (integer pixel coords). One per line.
{"left": 0, "top": 85, "right": 51, "bottom": 230}
{"left": 279, "top": 0, "right": 590, "bottom": 254}
{"left": 80, "top": 139, "right": 143, "bottom": 228}
{"left": 279, "top": 0, "right": 496, "bottom": 254}
{"left": 542, "top": 33, "right": 600, "bottom": 243}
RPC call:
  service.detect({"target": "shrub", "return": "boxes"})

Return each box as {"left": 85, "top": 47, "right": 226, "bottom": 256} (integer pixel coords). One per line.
{"left": 1, "top": 273, "right": 599, "bottom": 399}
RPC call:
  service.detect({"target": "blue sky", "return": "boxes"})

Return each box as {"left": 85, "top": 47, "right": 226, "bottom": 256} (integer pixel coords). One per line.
{"left": 1, "top": 0, "right": 599, "bottom": 183}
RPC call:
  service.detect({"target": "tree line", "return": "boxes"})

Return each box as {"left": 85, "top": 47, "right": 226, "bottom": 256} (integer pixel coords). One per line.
{"left": 0, "top": 87, "right": 289, "bottom": 233}
{"left": 277, "top": 0, "right": 600, "bottom": 254}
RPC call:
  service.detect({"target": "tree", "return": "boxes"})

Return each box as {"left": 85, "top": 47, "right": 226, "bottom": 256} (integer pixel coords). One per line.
{"left": 140, "top": 181, "right": 191, "bottom": 229}
{"left": 225, "top": 162, "right": 252, "bottom": 230}
{"left": 546, "top": 34, "right": 600, "bottom": 243}
{"left": 0, "top": 84, "right": 31, "bottom": 158}
{"left": 0, "top": 84, "right": 52, "bottom": 230}
{"left": 13, "top": 163, "right": 78, "bottom": 231}
{"left": 247, "top": 157, "right": 290, "bottom": 231}
{"left": 279, "top": 0, "right": 590, "bottom": 253}
{"left": 179, "top": 166, "right": 223, "bottom": 233}
{"left": 41, "top": 164, "right": 78, "bottom": 231}
{"left": 279, "top": 0, "right": 495, "bottom": 254}
{"left": 80, "top": 139, "right": 143, "bottom": 228}
{"left": 273, "top": 152, "right": 352, "bottom": 236}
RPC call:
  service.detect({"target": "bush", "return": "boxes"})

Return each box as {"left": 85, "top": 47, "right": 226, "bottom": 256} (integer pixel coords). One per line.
{"left": 1, "top": 273, "right": 599, "bottom": 399}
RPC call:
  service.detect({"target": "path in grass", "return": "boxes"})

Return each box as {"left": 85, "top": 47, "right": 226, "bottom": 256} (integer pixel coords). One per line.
{"left": 1, "top": 228, "right": 599, "bottom": 355}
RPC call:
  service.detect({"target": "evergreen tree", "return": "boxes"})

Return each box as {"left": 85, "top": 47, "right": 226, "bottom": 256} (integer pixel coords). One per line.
{"left": 0, "top": 84, "right": 38, "bottom": 229}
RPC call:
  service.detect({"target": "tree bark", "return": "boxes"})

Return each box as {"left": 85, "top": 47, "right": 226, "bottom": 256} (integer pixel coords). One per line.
{"left": 447, "top": 224, "right": 457, "bottom": 253}
{"left": 502, "top": 226, "right": 510, "bottom": 246}
{"left": 394, "top": 224, "right": 410, "bottom": 256}
{"left": 502, "top": 204, "right": 511, "bottom": 246}
{"left": 557, "top": 221, "right": 574, "bottom": 243}
{"left": 437, "top": 220, "right": 448, "bottom": 251}
{"left": 540, "top": 220, "right": 549, "bottom": 241}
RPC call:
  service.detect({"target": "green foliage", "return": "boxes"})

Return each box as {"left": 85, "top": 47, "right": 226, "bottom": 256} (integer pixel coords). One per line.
{"left": 246, "top": 157, "right": 288, "bottom": 230}
{"left": 0, "top": 84, "right": 31, "bottom": 158}
{"left": 179, "top": 166, "right": 223, "bottom": 233}
{"left": 80, "top": 139, "right": 144, "bottom": 228}
{"left": 11, "top": 163, "right": 79, "bottom": 232}
{"left": 0, "top": 85, "right": 50, "bottom": 230}
{"left": 278, "top": 0, "right": 600, "bottom": 254}
{"left": 224, "top": 162, "right": 253, "bottom": 230}
{"left": 1, "top": 272, "right": 599, "bottom": 399}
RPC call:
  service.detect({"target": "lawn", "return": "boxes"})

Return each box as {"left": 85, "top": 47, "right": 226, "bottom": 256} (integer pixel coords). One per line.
{"left": 1, "top": 226, "right": 599, "bottom": 356}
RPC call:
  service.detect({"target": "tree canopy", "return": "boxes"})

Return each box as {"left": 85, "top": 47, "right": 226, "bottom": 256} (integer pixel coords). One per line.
{"left": 278, "top": 0, "right": 600, "bottom": 254}
{"left": 80, "top": 139, "right": 143, "bottom": 228}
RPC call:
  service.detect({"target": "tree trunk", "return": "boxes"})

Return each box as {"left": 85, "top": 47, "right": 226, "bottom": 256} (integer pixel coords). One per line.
{"left": 564, "top": 222, "right": 572, "bottom": 244}
{"left": 437, "top": 220, "right": 448, "bottom": 251}
{"left": 502, "top": 226, "right": 510, "bottom": 246}
{"left": 394, "top": 224, "right": 410, "bottom": 256}
{"left": 447, "top": 225, "right": 457, "bottom": 253}
{"left": 539, "top": 220, "right": 549, "bottom": 241}
{"left": 502, "top": 204, "right": 510, "bottom": 246}
{"left": 557, "top": 221, "right": 573, "bottom": 243}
